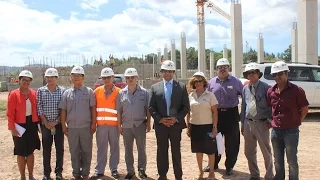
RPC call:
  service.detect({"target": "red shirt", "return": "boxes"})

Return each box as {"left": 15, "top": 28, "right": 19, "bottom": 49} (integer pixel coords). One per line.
{"left": 6, "top": 89, "right": 39, "bottom": 130}
{"left": 267, "top": 81, "right": 309, "bottom": 128}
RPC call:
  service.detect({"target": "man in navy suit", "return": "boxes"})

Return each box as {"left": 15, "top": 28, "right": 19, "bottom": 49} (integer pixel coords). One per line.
{"left": 149, "top": 60, "right": 190, "bottom": 180}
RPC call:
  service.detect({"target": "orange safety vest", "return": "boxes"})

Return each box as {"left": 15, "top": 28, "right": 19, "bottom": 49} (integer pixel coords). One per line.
{"left": 95, "top": 86, "right": 121, "bottom": 126}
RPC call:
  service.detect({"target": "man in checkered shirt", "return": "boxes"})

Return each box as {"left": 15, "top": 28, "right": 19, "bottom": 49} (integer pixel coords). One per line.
{"left": 36, "top": 68, "right": 65, "bottom": 180}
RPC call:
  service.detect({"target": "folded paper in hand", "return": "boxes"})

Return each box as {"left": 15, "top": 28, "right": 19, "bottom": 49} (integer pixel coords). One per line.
{"left": 14, "top": 123, "right": 26, "bottom": 137}
{"left": 216, "top": 132, "right": 225, "bottom": 156}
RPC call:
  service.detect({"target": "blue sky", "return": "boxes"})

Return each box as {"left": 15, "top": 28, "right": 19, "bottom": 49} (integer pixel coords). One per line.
{"left": 0, "top": 0, "right": 319, "bottom": 66}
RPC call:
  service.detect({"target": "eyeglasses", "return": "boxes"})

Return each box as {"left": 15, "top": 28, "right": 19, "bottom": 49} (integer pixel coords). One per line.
{"left": 247, "top": 70, "right": 258, "bottom": 75}
{"left": 71, "top": 74, "right": 83, "bottom": 77}
{"left": 162, "top": 70, "right": 175, "bottom": 73}
{"left": 217, "top": 65, "right": 229, "bottom": 69}
{"left": 125, "top": 76, "right": 135, "bottom": 80}
{"left": 21, "top": 79, "right": 31, "bottom": 83}
{"left": 272, "top": 71, "right": 285, "bottom": 77}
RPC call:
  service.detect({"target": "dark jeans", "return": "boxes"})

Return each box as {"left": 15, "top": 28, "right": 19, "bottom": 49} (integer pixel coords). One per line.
{"left": 41, "top": 124, "right": 64, "bottom": 176}
{"left": 271, "top": 128, "right": 299, "bottom": 180}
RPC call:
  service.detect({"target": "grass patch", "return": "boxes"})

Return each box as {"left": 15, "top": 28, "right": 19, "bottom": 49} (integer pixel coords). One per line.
{"left": 0, "top": 101, "right": 6, "bottom": 112}
{"left": 0, "top": 101, "right": 6, "bottom": 118}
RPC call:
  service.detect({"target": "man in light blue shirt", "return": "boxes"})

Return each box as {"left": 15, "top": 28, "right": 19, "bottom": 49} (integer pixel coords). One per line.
{"left": 241, "top": 63, "right": 274, "bottom": 180}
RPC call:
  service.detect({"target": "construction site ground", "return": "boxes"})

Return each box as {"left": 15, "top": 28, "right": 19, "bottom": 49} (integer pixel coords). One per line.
{"left": 0, "top": 92, "right": 319, "bottom": 180}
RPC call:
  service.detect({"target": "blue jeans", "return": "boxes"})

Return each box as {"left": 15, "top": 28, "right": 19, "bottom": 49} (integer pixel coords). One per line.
{"left": 271, "top": 128, "right": 299, "bottom": 180}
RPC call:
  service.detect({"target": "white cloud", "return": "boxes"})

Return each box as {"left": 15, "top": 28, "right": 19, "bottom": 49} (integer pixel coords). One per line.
{"left": 79, "top": 0, "right": 109, "bottom": 11}
{"left": 0, "top": 0, "right": 319, "bottom": 66}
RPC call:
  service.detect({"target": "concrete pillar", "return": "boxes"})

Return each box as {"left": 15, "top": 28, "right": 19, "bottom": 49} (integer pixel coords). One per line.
{"left": 292, "top": 22, "right": 298, "bottom": 62}
{"left": 198, "top": 23, "right": 206, "bottom": 73}
{"left": 171, "top": 39, "right": 176, "bottom": 64}
{"left": 164, "top": 44, "right": 168, "bottom": 60}
{"left": 180, "top": 32, "right": 187, "bottom": 79}
{"left": 230, "top": 1, "right": 243, "bottom": 77}
{"left": 223, "top": 44, "right": 228, "bottom": 59}
{"left": 157, "top": 48, "right": 161, "bottom": 64}
{"left": 298, "top": 0, "right": 318, "bottom": 65}
{"left": 210, "top": 51, "right": 215, "bottom": 78}
{"left": 257, "top": 33, "right": 264, "bottom": 63}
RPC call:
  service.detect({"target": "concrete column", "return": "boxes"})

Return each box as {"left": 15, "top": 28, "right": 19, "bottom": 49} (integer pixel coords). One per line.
{"left": 164, "top": 44, "right": 168, "bottom": 60}
{"left": 298, "top": 0, "right": 318, "bottom": 65}
{"left": 198, "top": 24, "right": 206, "bottom": 73}
{"left": 230, "top": 1, "right": 243, "bottom": 77}
{"left": 223, "top": 44, "right": 228, "bottom": 59}
{"left": 180, "top": 32, "right": 187, "bottom": 79}
{"left": 292, "top": 22, "right": 298, "bottom": 62}
{"left": 257, "top": 33, "right": 264, "bottom": 63}
{"left": 157, "top": 48, "right": 161, "bottom": 64}
{"left": 171, "top": 39, "right": 176, "bottom": 64}
{"left": 210, "top": 51, "right": 215, "bottom": 78}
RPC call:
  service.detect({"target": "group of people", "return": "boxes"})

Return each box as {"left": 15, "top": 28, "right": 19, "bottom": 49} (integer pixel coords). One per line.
{"left": 7, "top": 58, "right": 308, "bottom": 180}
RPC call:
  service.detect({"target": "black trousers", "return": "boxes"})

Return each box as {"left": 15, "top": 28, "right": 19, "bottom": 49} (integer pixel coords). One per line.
{"left": 155, "top": 124, "right": 183, "bottom": 180}
{"left": 41, "top": 124, "right": 64, "bottom": 176}
{"left": 215, "top": 107, "right": 240, "bottom": 170}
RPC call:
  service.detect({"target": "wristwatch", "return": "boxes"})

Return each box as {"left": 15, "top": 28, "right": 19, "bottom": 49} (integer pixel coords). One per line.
{"left": 212, "top": 126, "right": 216, "bottom": 129}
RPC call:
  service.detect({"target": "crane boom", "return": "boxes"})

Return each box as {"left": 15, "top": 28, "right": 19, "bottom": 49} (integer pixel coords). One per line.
{"left": 207, "top": 1, "right": 231, "bottom": 21}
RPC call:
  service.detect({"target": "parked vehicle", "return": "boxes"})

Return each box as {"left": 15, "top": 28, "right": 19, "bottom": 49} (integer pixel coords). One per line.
{"left": 93, "top": 74, "right": 126, "bottom": 89}
{"left": 239, "top": 62, "right": 320, "bottom": 108}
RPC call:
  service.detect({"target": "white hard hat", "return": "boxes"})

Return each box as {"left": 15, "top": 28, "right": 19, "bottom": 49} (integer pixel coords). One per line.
{"left": 19, "top": 70, "right": 33, "bottom": 79}
{"left": 193, "top": 72, "right": 206, "bottom": 79}
{"left": 244, "top": 63, "right": 259, "bottom": 72}
{"left": 101, "top": 67, "right": 114, "bottom": 77}
{"left": 71, "top": 66, "right": 85, "bottom": 75}
{"left": 161, "top": 60, "right": 176, "bottom": 71}
{"left": 270, "top": 61, "right": 290, "bottom": 74}
{"left": 124, "top": 68, "right": 138, "bottom": 77}
{"left": 45, "top": 68, "right": 59, "bottom": 77}
{"left": 243, "top": 63, "right": 263, "bottom": 79}
{"left": 216, "top": 58, "right": 230, "bottom": 67}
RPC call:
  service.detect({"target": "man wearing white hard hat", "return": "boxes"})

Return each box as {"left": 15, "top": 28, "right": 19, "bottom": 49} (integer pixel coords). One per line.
{"left": 149, "top": 60, "right": 189, "bottom": 180}
{"left": 204, "top": 58, "right": 243, "bottom": 175}
{"left": 59, "top": 66, "right": 96, "bottom": 180}
{"left": 240, "top": 63, "right": 274, "bottom": 180}
{"left": 91, "top": 67, "right": 121, "bottom": 180}
{"left": 37, "top": 68, "right": 65, "bottom": 180}
{"left": 116, "top": 68, "right": 151, "bottom": 180}
{"left": 266, "top": 61, "right": 308, "bottom": 180}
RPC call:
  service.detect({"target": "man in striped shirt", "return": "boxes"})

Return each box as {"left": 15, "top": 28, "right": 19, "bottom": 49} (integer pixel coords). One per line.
{"left": 37, "top": 68, "right": 65, "bottom": 180}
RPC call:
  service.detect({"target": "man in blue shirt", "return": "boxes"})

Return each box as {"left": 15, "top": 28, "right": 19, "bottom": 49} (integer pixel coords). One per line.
{"left": 241, "top": 63, "right": 274, "bottom": 180}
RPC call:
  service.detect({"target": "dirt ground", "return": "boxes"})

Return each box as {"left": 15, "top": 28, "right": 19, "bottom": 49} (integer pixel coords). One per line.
{"left": 0, "top": 92, "right": 319, "bottom": 180}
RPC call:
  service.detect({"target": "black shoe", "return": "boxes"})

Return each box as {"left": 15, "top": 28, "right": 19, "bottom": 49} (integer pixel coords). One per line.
{"left": 90, "top": 173, "right": 104, "bottom": 180}
{"left": 111, "top": 170, "right": 120, "bottom": 179}
{"left": 225, "top": 168, "right": 233, "bottom": 176}
{"left": 42, "top": 176, "right": 51, "bottom": 180}
{"left": 56, "top": 173, "right": 63, "bottom": 180}
{"left": 157, "top": 177, "right": 167, "bottom": 180}
{"left": 249, "top": 177, "right": 260, "bottom": 180}
{"left": 124, "top": 172, "right": 135, "bottom": 180}
{"left": 138, "top": 169, "right": 148, "bottom": 179}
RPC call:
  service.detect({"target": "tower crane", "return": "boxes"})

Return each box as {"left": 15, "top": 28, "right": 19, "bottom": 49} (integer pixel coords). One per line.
{"left": 196, "top": 0, "right": 231, "bottom": 25}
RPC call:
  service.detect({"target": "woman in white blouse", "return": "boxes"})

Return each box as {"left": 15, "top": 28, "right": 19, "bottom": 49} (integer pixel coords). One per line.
{"left": 186, "top": 72, "right": 218, "bottom": 180}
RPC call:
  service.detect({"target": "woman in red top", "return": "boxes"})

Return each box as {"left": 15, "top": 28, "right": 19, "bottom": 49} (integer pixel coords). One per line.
{"left": 7, "top": 70, "right": 40, "bottom": 180}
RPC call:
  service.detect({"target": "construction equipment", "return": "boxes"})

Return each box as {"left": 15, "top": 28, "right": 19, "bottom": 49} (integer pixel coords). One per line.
{"left": 207, "top": 1, "right": 231, "bottom": 21}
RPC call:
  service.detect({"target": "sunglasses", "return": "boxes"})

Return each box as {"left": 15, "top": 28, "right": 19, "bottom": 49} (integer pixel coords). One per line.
{"left": 272, "top": 71, "right": 285, "bottom": 77}
{"left": 194, "top": 79, "right": 204, "bottom": 83}
{"left": 217, "top": 65, "right": 229, "bottom": 69}
{"left": 21, "top": 79, "right": 31, "bottom": 83}
{"left": 162, "top": 70, "right": 175, "bottom": 73}
{"left": 125, "top": 76, "right": 135, "bottom": 80}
